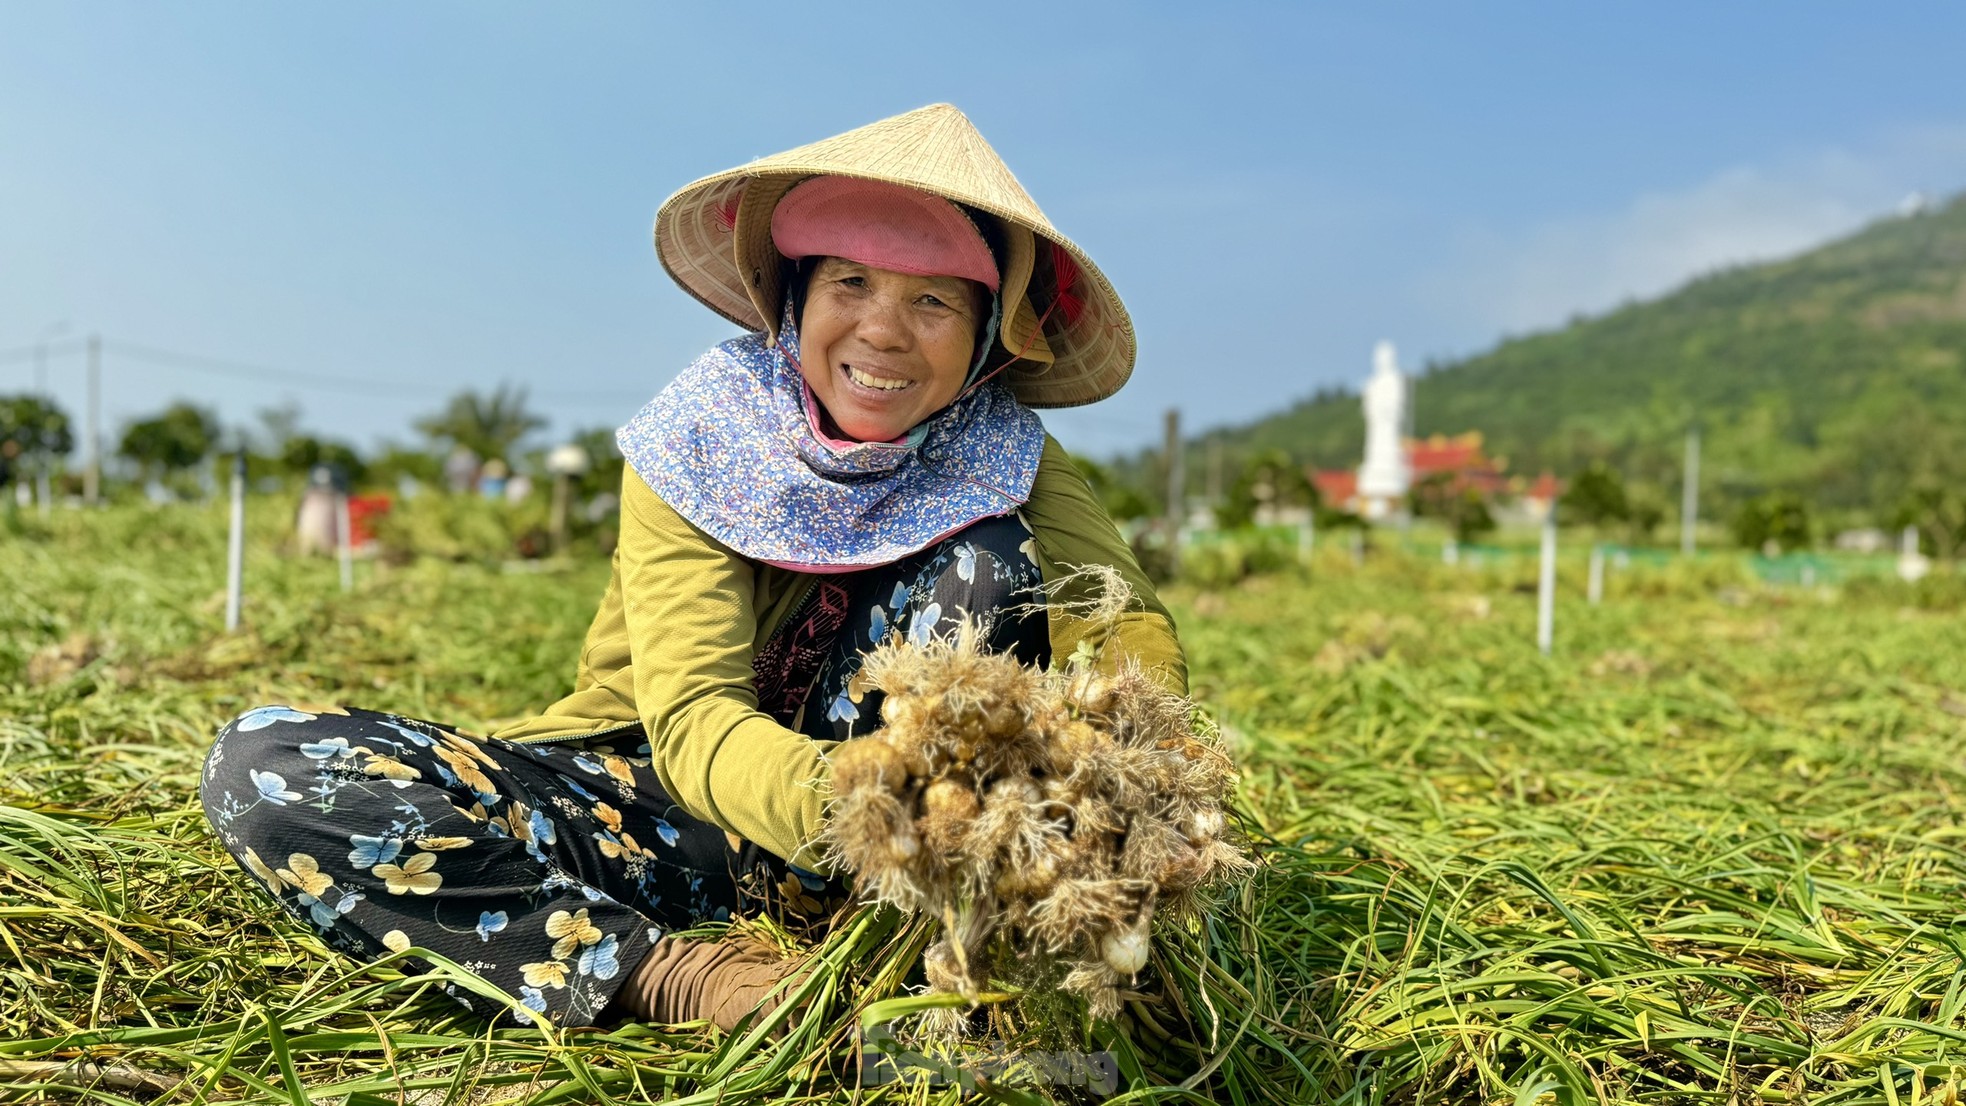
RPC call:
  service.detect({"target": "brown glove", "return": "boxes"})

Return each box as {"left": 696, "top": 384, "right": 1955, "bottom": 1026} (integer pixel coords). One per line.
{"left": 602, "top": 933, "right": 804, "bottom": 1034}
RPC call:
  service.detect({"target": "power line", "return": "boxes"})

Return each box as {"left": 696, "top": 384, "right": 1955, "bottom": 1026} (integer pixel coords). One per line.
{"left": 0, "top": 339, "right": 87, "bottom": 366}
{"left": 2, "top": 335, "right": 655, "bottom": 403}
{"left": 105, "top": 340, "right": 456, "bottom": 396}
{"left": 1, "top": 336, "right": 425, "bottom": 393}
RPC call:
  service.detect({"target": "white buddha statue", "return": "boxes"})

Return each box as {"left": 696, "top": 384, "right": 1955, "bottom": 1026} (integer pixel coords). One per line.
{"left": 1357, "top": 340, "right": 1410, "bottom": 518}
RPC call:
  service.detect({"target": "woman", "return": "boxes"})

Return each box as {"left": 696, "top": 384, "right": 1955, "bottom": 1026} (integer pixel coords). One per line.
{"left": 200, "top": 104, "right": 1184, "bottom": 1033}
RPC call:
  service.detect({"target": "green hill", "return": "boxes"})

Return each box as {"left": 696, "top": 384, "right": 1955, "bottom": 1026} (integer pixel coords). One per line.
{"left": 1185, "top": 192, "right": 1966, "bottom": 525}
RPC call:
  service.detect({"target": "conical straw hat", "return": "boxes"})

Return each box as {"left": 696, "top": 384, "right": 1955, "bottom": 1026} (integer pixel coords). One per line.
{"left": 654, "top": 104, "right": 1134, "bottom": 409}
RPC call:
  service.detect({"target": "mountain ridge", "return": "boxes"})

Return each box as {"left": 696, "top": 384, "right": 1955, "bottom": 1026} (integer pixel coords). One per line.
{"left": 1174, "top": 192, "right": 1966, "bottom": 519}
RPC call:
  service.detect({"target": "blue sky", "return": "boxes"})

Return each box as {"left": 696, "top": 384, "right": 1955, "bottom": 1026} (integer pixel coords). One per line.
{"left": 5, "top": 2, "right": 1965, "bottom": 459}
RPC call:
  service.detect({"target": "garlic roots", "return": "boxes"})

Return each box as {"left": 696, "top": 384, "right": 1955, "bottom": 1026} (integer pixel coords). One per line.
{"left": 819, "top": 614, "right": 1252, "bottom": 1020}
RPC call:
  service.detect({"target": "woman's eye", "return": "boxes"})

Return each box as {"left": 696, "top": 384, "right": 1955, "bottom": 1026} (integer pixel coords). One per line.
{"left": 838, "top": 275, "right": 867, "bottom": 289}
{"left": 919, "top": 294, "right": 947, "bottom": 308}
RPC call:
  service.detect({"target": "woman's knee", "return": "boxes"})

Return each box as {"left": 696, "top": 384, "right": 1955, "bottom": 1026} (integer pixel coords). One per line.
{"left": 200, "top": 705, "right": 344, "bottom": 836}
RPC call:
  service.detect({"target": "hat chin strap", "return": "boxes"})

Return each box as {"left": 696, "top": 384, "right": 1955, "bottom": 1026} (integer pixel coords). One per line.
{"left": 959, "top": 293, "right": 1002, "bottom": 393}
{"left": 959, "top": 289, "right": 1058, "bottom": 402}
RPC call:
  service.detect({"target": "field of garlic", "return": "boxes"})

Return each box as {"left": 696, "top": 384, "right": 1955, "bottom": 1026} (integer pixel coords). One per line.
{"left": 4, "top": 501, "right": 1966, "bottom": 1104}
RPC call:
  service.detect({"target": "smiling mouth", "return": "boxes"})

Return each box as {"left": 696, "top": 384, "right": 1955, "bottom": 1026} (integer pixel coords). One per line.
{"left": 844, "top": 364, "right": 912, "bottom": 392}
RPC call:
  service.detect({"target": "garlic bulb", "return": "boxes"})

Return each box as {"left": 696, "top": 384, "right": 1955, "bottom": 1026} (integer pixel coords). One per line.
{"left": 829, "top": 737, "right": 911, "bottom": 795}
{"left": 1067, "top": 670, "right": 1118, "bottom": 714}
{"left": 1101, "top": 927, "right": 1150, "bottom": 975}
{"left": 1189, "top": 808, "right": 1225, "bottom": 842}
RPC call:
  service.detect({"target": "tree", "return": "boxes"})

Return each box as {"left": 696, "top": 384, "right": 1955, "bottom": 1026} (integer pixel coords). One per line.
{"left": 256, "top": 402, "right": 304, "bottom": 455}
{"left": 118, "top": 402, "right": 219, "bottom": 478}
{"left": 280, "top": 436, "right": 368, "bottom": 485}
{"left": 1893, "top": 485, "right": 1966, "bottom": 561}
{"left": 1448, "top": 489, "right": 1497, "bottom": 542}
{"left": 0, "top": 394, "right": 74, "bottom": 486}
{"left": 1408, "top": 472, "right": 1496, "bottom": 542}
{"left": 1624, "top": 482, "right": 1669, "bottom": 544}
{"left": 242, "top": 402, "right": 368, "bottom": 487}
{"left": 415, "top": 385, "right": 545, "bottom": 464}
{"left": 369, "top": 443, "right": 444, "bottom": 487}
{"left": 566, "top": 426, "right": 626, "bottom": 499}
{"left": 1070, "top": 453, "right": 1155, "bottom": 523}
{"left": 1732, "top": 491, "right": 1813, "bottom": 553}
{"left": 1217, "top": 450, "right": 1318, "bottom": 529}
{"left": 1560, "top": 462, "right": 1630, "bottom": 528}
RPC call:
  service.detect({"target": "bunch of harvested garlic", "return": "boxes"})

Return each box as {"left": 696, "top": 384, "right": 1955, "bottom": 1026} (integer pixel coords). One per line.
{"left": 820, "top": 618, "right": 1251, "bottom": 1019}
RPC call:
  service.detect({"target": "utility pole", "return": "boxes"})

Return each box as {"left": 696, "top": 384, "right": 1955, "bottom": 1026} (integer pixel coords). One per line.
{"left": 225, "top": 449, "right": 246, "bottom": 631}
{"left": 546, "top": 442, "right": 592, "bottom": 556}
{"left": 33, "top": 321, "right": 67, "bottom": 396}
{"left": 1206, "top": 436, "right": 1224, "bottom": 506}
{"left": 1537, "top": 506, "right": 1558, "bottom": 655}
{"left": 1163, "top": 408, "right": 1183, "bottom": 567}
{"left": 1680, "top": 426, "right": 1700, "bottom": 556}
{"left": 336, "top": 492, "right": 355, "bottom": 593}
{"left": 85, "top": 335, "right": 101, "bottom": 506}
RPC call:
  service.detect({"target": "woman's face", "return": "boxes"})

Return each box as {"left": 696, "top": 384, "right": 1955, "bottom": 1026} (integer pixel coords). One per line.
{"left": 796, "top": 256, "right": 987, "bottom": 443}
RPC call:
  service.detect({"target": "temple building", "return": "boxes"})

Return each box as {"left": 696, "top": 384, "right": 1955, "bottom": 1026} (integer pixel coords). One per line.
{"left": 1314, "top": 431, "right": 1562, "bottom": 521}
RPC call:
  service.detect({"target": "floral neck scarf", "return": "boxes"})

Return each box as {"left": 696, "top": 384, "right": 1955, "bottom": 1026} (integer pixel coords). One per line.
{"left": 616, "top": 304, "right": 1045, "bottom": 572}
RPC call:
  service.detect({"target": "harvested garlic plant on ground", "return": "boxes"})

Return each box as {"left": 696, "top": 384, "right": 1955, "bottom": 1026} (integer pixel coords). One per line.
{"left": 819, "top": 573, "right": 1253, "bottom": 1020}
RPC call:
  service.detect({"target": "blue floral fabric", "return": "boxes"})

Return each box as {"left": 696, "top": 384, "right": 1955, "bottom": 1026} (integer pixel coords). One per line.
{"left": 202, "top": 706, "right": 744, "bottom": 1026}
{"left": 199, "top": 513, "right": 1046, "bottom": 1027}
{"left": 794, "top": 513, "right": 1047, "bottom": 742}
{"left": 615, "top": 299, "right": 1046, "bottom": 572}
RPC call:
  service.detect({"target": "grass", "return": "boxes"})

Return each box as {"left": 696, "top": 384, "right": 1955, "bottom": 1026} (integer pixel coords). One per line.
{"left": 3, "top": 500, "right": 1966, "bottom": 1103}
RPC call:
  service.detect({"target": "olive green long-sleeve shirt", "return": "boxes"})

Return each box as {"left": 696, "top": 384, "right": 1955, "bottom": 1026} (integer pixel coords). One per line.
{"left": 492, "top": 434, "right": 1183, "bottom": 869}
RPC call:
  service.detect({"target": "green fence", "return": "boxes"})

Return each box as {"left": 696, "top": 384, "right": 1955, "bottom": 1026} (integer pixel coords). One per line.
{"left": 1177, "top": 526, "right": 1906, "bottom": 586}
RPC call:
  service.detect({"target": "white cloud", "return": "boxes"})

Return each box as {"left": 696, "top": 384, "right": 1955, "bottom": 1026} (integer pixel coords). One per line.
{"left": 1426, "top": 125, "right": 1966, "bottom": 339}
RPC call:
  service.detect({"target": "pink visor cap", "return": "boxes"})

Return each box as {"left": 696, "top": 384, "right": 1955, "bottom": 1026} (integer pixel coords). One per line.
{"left": 769, "top": 177, "right": 1000, "bottom": 292}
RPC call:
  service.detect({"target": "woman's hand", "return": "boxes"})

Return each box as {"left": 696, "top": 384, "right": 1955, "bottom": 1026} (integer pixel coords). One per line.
{"left": 824, "top": 732, "right": 912, "bottom": 797}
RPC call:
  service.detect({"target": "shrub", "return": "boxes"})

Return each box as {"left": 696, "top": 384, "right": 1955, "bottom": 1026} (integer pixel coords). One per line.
{"left": 1177, "top": 528, "right": 1302, "bottom": 589}
{"left": 373, "top": 492, "right": 553, "bottom": 564}
{"left": 1560, "top": 462, "right": 1629, "bottom": 527}
{"left": 1732, "top": 491, "right": 1813, "bottom": 552}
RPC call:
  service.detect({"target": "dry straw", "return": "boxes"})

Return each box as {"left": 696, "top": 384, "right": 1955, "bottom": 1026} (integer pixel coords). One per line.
{"left": 20, "top": 506, "right": 1966, "bottom": 1101}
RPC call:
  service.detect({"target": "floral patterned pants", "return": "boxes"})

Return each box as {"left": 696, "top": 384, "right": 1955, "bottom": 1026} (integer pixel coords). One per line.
{"left": 199, "top": 513, "right": 1047, "bottom": 1026}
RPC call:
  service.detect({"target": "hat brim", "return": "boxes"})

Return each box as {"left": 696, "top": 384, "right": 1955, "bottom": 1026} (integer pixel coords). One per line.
{"left": 650, "top": 106, "right": 1134, "bottom": 409}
